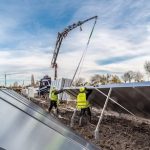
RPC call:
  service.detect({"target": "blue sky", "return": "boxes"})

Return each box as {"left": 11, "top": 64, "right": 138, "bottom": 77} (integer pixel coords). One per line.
{"left": 0, "top": 0, "right": 150, "bottom": 85}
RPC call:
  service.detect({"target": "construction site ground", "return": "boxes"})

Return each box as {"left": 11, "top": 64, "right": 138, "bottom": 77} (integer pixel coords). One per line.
{"left": 31, "top": 97, "right": 150, "bottom": 150}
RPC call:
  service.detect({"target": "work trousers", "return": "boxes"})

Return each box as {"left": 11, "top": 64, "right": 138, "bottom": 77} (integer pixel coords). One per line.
{"left": 48, "top": 101, "right": 58, "bottom": 113}
{"left": 80, "top": 107, "right": 91, "bottom": 121}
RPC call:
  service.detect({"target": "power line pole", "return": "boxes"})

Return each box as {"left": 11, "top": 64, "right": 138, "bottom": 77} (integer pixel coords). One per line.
{"left": 5, "top": 74, "right": 6, "bottom": 87}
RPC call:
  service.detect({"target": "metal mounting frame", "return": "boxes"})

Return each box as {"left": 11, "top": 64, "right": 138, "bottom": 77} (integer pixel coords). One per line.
{"left": 94, "top": 88, "right": 112, "bottom": 140}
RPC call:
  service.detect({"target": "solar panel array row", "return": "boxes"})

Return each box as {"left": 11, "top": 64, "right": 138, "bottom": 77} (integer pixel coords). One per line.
{"left": 0, "top": 88, "right": 100, "bottom": 150}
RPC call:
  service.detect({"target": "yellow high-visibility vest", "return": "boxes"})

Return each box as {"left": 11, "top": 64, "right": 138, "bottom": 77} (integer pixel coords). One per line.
{"left": 77, "top": 92, "right": 89, "bottom": 109}
{"left": 50, "top": 90, "right": 58, "bottom": 101}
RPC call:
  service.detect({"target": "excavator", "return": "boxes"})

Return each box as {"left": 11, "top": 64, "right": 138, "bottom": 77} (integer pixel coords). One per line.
{"left": 38, "top": 16, "right": 97, "bottom": 97}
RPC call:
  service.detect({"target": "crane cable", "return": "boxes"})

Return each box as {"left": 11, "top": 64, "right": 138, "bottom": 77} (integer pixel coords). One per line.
{"left": 70, "top": 17, "right": 98, "bottom": 85}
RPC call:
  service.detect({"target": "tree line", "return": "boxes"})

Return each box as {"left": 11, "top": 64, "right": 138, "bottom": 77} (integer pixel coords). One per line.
{"left": 74, "top": 61, "right": 150, "bottom": 86}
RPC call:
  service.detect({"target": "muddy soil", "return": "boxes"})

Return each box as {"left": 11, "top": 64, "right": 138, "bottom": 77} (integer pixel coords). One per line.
{"left": 33, "top": 99, "right": 150, "bottom": 150}
{"left": 58, "top": 105, "right": 150, "bottom": 150}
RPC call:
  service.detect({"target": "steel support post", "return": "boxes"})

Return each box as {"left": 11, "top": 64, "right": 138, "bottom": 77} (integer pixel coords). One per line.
{"left": 95, "top": 88, "right": 135, "bottom": 116}
{"left": 79, "top": 116, "right": 83, "bottom": 126}
{"left": 94, "top": 88, "right": 112, "bottom": 140}
{"left": 70, "top": 109, "right": 77, "bottom": 127}
{"left": 5, "top": 74, "right": 6, "bottom": 87}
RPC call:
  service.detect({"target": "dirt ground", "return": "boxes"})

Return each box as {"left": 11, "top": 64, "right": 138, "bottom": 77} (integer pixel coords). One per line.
{"left": 32, "top": 98, "right": 150, "bottom": 150}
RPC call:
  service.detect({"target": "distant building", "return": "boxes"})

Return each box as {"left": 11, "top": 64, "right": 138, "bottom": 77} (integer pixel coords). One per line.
{"left": 13, "top": 81, "right": 18, "bottom": 87}
{"left": 31, "top": 74, "right": 35, "bottom": 86}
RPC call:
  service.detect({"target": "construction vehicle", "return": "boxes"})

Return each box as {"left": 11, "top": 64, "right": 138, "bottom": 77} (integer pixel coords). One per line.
{"left": 37, "top": 75, "right": 51, "bottom": 98}
{"left": 38, "top": 16, "right": 97, "bottom": 97}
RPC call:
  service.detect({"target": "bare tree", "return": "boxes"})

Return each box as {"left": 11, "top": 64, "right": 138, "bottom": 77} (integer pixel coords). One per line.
{"left": 121, "top": 72, "right": 129, "bottom": 83}
{"left": 90, "top": 74, "right": 121, "bottom": 85}
{"left": 111, "top": 75, "right": 121, "bottom": 83}
{"left": 133, "top": 71, "right": 143, "bottom": 82}
{"left": 106, "top": 74, "right": 111, "bottom": 84}
{"left": 122, "top": 71, "right": 134, "bottom": 83}
{"left": 98, "top": 75, "right": 105, "bottom": 85}
{"left": 128, "top": 71, "right": 135, "bottom": 82}
{"left": 144, "top": 61, "right": 150, "bottom": 80}
{"left": 90, "top": 74, "right": 101, "bottom": 85}
{"left": 100, "top": 75, "right": 111, "bottom": 85}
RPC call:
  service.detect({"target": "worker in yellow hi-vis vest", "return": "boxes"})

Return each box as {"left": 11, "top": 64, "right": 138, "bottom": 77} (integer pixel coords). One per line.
{"left": 77, "top": 87, "right": 92, "bottom": 125}
{"left": 48, "top": 87, "right": 63, "bottom": 114}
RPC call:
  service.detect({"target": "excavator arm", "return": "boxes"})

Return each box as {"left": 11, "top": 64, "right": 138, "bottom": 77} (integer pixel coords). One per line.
{"left": 51, "top": 16, "right": 98, "bottom": 80}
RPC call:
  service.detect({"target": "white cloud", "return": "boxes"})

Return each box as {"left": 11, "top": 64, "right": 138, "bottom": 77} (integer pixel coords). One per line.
{"left": 55, "top": 22, "right": 150, "bottom": 80}
{"left": 0, "top": 0, "right": 150, "bottom": 85}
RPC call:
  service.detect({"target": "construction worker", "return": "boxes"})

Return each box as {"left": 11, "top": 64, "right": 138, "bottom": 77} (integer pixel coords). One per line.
{"left": 48, "top": 87, "right": 63, "bottom": 114}
{"left": 77, "top": 87, "right": 92, "bottom": 125}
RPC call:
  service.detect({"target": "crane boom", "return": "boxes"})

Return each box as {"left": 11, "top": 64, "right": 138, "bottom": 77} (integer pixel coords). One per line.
{"left": 51, "top": 16, "right": 98, "bottom": 80}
